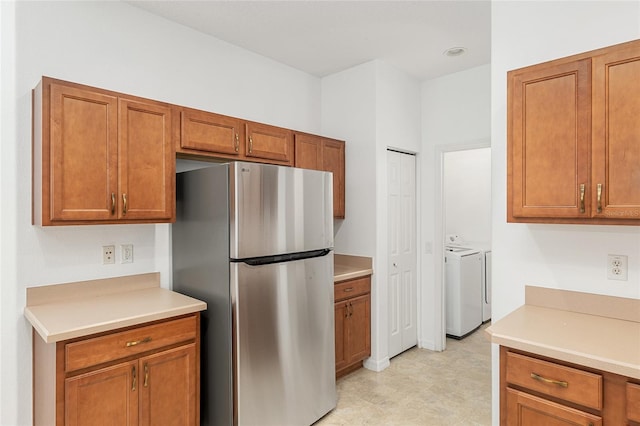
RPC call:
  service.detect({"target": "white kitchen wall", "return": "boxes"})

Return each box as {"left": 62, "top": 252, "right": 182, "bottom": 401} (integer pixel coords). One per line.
{"left": 444, "top": 147, "right": 491, "bottom": 244}
{"left": 1, "top": 2, "right": 322, "bottom": 424}
{"left": 420, "top": 64, "right": 491, "bottom": 349}
{"left": 491, "top": 2, "right": 640, "bottom": 425}
{"left": 321, "top": 60, "right": 421, "bottom": 372}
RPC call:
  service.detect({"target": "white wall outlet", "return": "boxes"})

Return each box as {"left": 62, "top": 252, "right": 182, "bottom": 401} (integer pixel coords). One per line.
{"left": 607, "top": 254, "right": 628, "bottom": 281}
{"left": 121, "top": 244, "right": 134, "bottom": 264}
{"left": 102, "top": 245, "right": 115, "bottom": 264}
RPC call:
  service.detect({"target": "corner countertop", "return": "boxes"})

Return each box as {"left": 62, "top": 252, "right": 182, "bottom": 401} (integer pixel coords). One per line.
{"left": 334, "top": 254, "right": 373, "bottom": 282}
{"left": 24, "top": 272, "right": 207, "bottom": 344}
{"left": 486, "top": 286, "right": 640, "bottom": 379}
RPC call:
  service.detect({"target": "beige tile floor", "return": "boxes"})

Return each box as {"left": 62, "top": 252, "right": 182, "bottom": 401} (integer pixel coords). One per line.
{"left": 316, "top": 324, "right": 492, "bottom": 426}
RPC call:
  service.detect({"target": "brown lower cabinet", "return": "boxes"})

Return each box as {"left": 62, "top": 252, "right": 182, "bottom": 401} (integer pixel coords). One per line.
{"left": 501, "top": 346, "right": 640, "bottom": 425}
{"left": 34, "top": 314, "right": 200, "bottom": 426}
{"left": 334, "top": 276, "right": 371, "bottom": 377}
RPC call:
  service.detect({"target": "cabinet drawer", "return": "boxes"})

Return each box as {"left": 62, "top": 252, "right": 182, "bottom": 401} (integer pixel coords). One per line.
{"left": 628, "top": 382, "right": 640, "bottom": 422}
{"left": 334, "top": 277, "right": 370, "bottom": 302}
{"left": 65, "top": 315, "right": 197, "bottom": 372}
{"left": 506, "top": 351, "right": 603, "bottom": 410}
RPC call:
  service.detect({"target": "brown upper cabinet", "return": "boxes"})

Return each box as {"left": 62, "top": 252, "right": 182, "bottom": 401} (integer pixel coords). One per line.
{"left": 176, "top": 109, "right": 293, "bottom": 166}
{"left": 295, "top": 133, "right": 346, "bottom": 218}
{"left": 33, "top": 77, "right": 175, "bottom": 226}
{"left": 508, "top": 39, "right": 640, "bottom": 225}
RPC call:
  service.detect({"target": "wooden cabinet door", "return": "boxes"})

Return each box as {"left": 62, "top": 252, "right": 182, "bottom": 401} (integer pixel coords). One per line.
{"left": 346, "top": 294, "right": 371, "bottom": 365}
{"left": 334, "top": 302, "right": 349, "bottom": 372}
{"left": 118, "top": 98, "right": 174, "bottom": 221}
{"left": 592, "top": 45, "right": 640, "bottom": 219}
{"left": 65, "top": 360, "right": 138, "bottom": 426}
{"left": 506, "top": 388, "right": 602, "bottom": 426}
{"left": 322, "top": 139, "right": 345, "bottom": 219}
{"left": 245, "top": 122, "right": 293, "bottom": 164}
{"left": 295, "top": 133, "right": 323, "bottom": 170}
{"left": 508, "top": 59, "right": 591, "bottom": 220}
{"left": 180, "top": 109, "right": 242, "bottom": 156}
{"left": 138, "top": 344, "right": 197, "bottom": 426}
{"left": 49, "top": 83, "right": 118, "bottom": 223}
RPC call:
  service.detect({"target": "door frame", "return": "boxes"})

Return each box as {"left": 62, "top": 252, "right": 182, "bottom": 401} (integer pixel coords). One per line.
{"left": 434, "top": 139, "right": 491, "bottom": 351}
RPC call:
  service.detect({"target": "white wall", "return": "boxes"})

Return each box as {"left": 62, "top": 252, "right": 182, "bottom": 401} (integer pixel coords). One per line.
{"left": 420, "top": 64, "right": 491, "bottom": 349}
{"left": 491, "top": 2, "right": 640, "bottom": 425}
{"left": 444, "top": 148, "right": 491, "bottom": 244}
{"left": 322, "top": 60, "right": 421, "bottom": 372}
{"left": 1, "top": 2, "right": 321, "bottom": 424}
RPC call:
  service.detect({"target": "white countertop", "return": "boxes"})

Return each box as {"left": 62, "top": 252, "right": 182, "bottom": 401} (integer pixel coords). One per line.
{"left": 486, "top": 286, "right": 640, "bottom": 379}
{"left": 24, "top": 272, "right": 206, "bottom": 343}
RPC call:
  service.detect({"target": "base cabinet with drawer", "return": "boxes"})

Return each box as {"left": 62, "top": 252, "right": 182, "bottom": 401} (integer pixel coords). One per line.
{"left": 500, "top": 346, "right": 640, "bottom": 425}
{"left": 334, "top": 276, "right": 371, "bottom": 377}
{"left": 34, "top": 314, "right": 200, "bottom": 426}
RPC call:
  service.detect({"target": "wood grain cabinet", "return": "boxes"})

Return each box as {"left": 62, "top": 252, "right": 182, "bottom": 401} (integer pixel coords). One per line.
{"left": 245, "top": 121, "right": 293, "bottom": 165}
{"left": 508, "top": 39, "right": 640, "bottom": 225}
{"left": 334, "top": 276, "right": 370, "bottom": 377}
{"left": 34, "top": 314, "right": 199, "bottom": 426}
{"left": 500, "top": 347, "right": 638, "bottom": 425}
{"left": 33, "top": 77, "right": 174, "bottom": 225}
{"left": 178, "top": 107, "right": 243, "bottom": 158}
{"left": 294, "top": 133, "right": 346, "bottom": 218}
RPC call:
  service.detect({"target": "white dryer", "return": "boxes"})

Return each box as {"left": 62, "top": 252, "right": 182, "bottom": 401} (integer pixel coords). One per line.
{"left": 444, "top": 246, "right": 483, "bottom": 338}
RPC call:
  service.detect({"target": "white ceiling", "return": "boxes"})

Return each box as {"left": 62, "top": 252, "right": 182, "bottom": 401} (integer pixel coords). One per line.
{"left": 126, "top": 1, "right": 491, "bottom": 81}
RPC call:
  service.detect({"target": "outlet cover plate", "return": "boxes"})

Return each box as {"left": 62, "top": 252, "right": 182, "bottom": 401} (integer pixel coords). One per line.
{"left": 607, "top": 254, "right": 628, "bottom": 281}
{"left": 102, "top": 245, "right": 115, "bottom": 264}
{"left": 121, "top": 244, "right": 133, "bottom": 264}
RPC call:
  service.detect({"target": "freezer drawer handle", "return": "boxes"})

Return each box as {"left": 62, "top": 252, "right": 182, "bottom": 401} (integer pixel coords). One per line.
{"left": 126, "top": 336, "right": 152, "bottom": 347}
{"left": 530, "top": 372, "right": 568, "bottom": 388}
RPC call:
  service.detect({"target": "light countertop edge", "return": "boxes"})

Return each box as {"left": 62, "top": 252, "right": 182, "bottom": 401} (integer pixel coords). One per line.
{"left": 25, "top": 286, "right": 206, "bottom": 344}
{"left": 334, "top": 254, "right": 373, "bottom": 282}
{"left": 486, "top": 305, "right": 640, "bottom": 380}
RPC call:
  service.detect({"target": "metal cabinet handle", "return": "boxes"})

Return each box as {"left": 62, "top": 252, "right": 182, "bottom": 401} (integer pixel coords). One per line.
{"left": 343, "top": 287, "right": 354, "bottom": 293}
{"left": 596, "top": 183, "right": 602, "bottom": 213}
{"left": 249, "top": 136, "right": 253, "bottom": 153}
{"left": 530, "top": 372, "right": 568, "bottom": 388}
{"left": 122, "top": 193, "right": 128, "bottom": 215}
{"left": 143, "top": 363, "right": 149, "bottom": 388}
{"left": 349, "top": 302, "right": 353, "bottom": 318}
{"left": 111, "top": 193, "right": 116, "bottom": 215}
{"left": 579, "top": 184, "right": 585, "bottom": 213}
{"left": 125, "top": 336, "right": 152, "bottom": 347}
{"left": 132, "top": 365, "right": 137, "bottom": 391}
{"left": 235, "top": 133, "right": 239, "bottom": 152}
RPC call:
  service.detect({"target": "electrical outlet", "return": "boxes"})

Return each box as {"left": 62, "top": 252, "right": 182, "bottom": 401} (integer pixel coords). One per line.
{"left": 607, "top": 254, "right": 628, "bottom": 281}
{"left": 121, "top": 244, "right": 134, "bottom": 264}
{"left": 102, "top": 245, "right": 115, "bottom": 264}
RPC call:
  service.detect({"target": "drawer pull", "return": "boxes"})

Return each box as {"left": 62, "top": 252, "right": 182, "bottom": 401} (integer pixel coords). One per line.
{"left": 531, "top": 372, "right": 568, "bottom": 388}
{"left": 343, "top": 287, "right": 354, "bottom": 292}
{"left": 126, "top": 336, "right": 152, "bottom": 347}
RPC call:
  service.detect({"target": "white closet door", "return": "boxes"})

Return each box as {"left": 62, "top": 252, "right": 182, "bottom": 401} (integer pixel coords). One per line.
{"left": 388, "top": 150, "right": 417, "bottom": 358}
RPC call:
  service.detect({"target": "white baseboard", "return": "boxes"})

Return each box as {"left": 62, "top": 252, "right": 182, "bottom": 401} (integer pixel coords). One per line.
{"left": 363, "top": 356, "right": 390, "bottom": 372}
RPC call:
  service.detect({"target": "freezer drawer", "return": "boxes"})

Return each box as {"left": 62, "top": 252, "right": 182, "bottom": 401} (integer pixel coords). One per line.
{"left": 231, "top": 253, "right": 336, "bottom": 426}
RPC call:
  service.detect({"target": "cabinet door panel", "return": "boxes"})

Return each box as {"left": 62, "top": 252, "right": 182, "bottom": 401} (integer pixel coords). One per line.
{"left": 334, "top": 303, "right": 348, "bottom": 372}
{"left": 245, "top": 122, "right": 293, "bottom": 164}
{"left": 181, "top": 109, "right": 242, "bottom": 155}
{"left": 509, "top": 59, "right": 591, "bottom": 219}
{"left": 139, "top": 344, "right": 197, "bottom": 426}
{"left": 49, "top": 83, "right": 118, "bottom": 222}
{"left": 294, "top": 134, "right": 323, "bottom": 170}
{"left": 347, "top": 294, "right": 371, "bottom": 364}
{"left": 65, "top": 360, "right": 138, "bottom": 426}
{"left": 323, "top": 140, "right": 345, "bottom": 218}
{"left": 506, "top": 388, "right": 602, "bottom": 426}
{"left": 592, "top": 46, "right": 640, "bottom": 219}
{"left": 118, "top": 99, "right": 174, "bottom": 220}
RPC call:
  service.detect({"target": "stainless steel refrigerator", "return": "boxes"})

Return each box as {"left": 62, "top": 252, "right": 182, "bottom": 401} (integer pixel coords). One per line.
{"left": 172, "top": 161, "right": 336, "bottom": 426}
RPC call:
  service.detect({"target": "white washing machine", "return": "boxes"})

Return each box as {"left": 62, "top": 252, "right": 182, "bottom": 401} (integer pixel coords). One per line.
{"left": 463, "top": 242, "right": 492, "bottom": 323}
{"left": 444, "top": 246, "right": 483, "bottom": 338}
